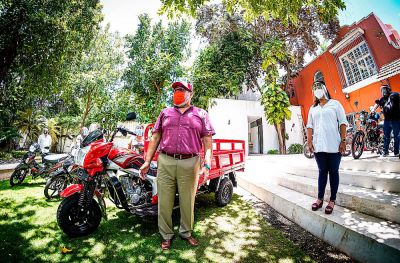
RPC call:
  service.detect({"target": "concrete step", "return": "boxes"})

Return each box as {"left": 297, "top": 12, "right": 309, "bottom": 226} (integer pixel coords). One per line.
{"left": 276, "top": 174, "right": 400, "bottom": 224}
{"left": 340, "top": 155, "right": 400, "bottom": 174}
{"left": 237, "top": 175, "right": 400, "bottom": 263}
{"left": 250, "top": 154, "right": 400, "bottom": 174}
{"left": 283, "top": 166, "right": 400, "bottom": 193}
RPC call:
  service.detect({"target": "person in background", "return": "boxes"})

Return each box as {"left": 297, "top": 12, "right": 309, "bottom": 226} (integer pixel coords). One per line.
{"left": 75, "top": 127, "right": 89, "bottom": 148}
{"left": 71, "top": 127, "right": 89, "bottom": 156}
{"left": 140, "top": 81, "right": 215, "bottom": 250}
{"left": 307, "top": 81, "right": 348, "bottom": 214}
{"left": 38, "top": 127, "right": 52, "bottom": 154}
{"left": 88, "top": 123, "right": 99, "bottom": 133}
{"left": 373, "top": 85, "right": 400, "bottom": 157}
{"left": 128, "top": 125, "right": 144, "bottom": 154}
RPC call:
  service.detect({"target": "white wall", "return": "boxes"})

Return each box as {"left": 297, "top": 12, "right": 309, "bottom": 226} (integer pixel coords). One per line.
{"left": 285, "top": 106, "right": 305, "bottom": 148}
{"left": 208, "top": 98, "right": 303, "bottom": 154}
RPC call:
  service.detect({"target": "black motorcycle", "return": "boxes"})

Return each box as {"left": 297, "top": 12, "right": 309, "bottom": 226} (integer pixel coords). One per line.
{"left": 44, "top": 156, "right": 79, "bottom": 199}
{"left": 10, "top": 143, "right": 70, "bottom": 186}
{"left": 351, "top": 110, "right": 383, "bottom": 159}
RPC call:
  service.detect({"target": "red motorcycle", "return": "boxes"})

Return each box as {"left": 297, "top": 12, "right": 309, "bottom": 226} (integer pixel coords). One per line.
{"left": 57, "top": 114, "right": 244, "bottom": 237}
{"left": 56, "top": 124, "right": 150, "bottom": 237}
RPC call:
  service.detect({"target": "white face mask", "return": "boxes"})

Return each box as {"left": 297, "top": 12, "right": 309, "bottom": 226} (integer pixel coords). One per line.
{"left": 314, "top": 89, "right": 325, "bottom": 99}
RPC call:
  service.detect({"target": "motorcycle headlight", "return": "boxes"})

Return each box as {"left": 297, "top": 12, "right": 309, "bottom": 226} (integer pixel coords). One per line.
{"left": 359, "top": 114, "right": 365, "bottom": 122}
{"left": 74, "top": 145, "right": 90, "bottom": 166}
{"left": 29, "top": 145, "right": 36, "bottom": 152}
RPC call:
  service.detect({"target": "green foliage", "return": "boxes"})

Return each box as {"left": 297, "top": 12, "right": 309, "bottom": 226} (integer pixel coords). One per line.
{"left": 0, "top": 0, "right": 103, "bottom": 147}
{"left": 267, "top": 149, "right": 279, "bottom": 155}
{"left": 11, "top": 150, "right": 27, "bottom": 159}
{"left": 288, "top": 143, "right": 303, "bottom": 154}
{"left": 0, "top": 127, "right": 20, "bottom": 150}
{"left": 261, "top": 83, "right": 291, "bottom": 126}
{"left": 0, "top": 151, "right": 12, "bottom": 161}
{"left": 70, "top": 26, "right": 124, "bottom": 127}
{"left": 160, "top": 0, "right": 345, "bottom": 24}
{"left": 123, "top": 14, "right": 191, "bottom": 122}
{"left": 13, "top": 109, "right": 46, "bottom": 147}
{"left": 191, "top": 28, "right": 257, "bottom": 109}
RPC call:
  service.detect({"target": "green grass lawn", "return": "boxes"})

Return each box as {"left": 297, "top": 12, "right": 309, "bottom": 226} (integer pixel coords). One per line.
{"left": 0, "top": 178, "right": 314, "bottom": 263}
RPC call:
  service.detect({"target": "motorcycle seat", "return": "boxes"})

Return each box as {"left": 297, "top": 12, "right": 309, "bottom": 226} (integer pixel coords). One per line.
{"left": 44, "top": 154, "right": 69, "bottom": 163}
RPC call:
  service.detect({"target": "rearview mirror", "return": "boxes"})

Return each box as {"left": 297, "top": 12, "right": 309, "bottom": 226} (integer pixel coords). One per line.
{"left": 126, "top": 112, "right": 137, "bottom": 121}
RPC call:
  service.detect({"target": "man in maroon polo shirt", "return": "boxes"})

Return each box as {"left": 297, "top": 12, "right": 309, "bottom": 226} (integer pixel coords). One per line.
{"left": 140, "top": 81, "right": 215, "bottom": 250}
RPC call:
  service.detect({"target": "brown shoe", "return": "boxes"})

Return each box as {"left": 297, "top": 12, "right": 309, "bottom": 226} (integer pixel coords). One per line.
{"left": 180, "top": 236, "right": 199, "bottom": 246}
{"left": 161, "top": 239, "right": 173, "bottom": 250}
{"left": 325, "top": 201, "right": 335, "bottom": 214}
{"left": 311, "top": 199, "right": 323, "bottom": 211}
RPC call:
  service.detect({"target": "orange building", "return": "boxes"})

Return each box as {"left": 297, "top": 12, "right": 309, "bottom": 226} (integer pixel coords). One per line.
{"left": 288, "top": 13, "right": 400, "bottom": 125}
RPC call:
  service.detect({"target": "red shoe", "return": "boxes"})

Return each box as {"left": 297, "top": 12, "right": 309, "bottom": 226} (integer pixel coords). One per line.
{"left": 180, "top": 236, "right": 199, "bottom": 246}
{"left": 325, "top": 201, "right": 335, "bottom": 214}
{"left": 311, "top": 199, "right": 323, "bottom": 211}
{"left": 161, "top": 239, "right": 173, "bottom": 250}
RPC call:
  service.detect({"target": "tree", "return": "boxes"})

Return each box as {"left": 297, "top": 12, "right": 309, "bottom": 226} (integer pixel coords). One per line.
{"left": 123, "top": 14, "right": 191, "bottom": 122}
{"left": 70, "top": 26, "right": 124, "bottom": 128}
{"left": 191, "top": 28, "right": 258, "bottom": 109}
{"left": 13, "top": 109, "right": 46, "bottom": 148}
{"left": 0, "top": 0, "right": 102, "bottom": 148}
{"left": 160, "top": 0, "right": 345, "bottom": 24}
{"left": 191, "top": 3, "right": 342, "bottom": 153}
{"left": 261, "top": 83, "right": 292, "bottom": 154}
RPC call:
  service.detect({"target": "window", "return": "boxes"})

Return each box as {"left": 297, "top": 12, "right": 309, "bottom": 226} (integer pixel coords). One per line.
{"left": 340, "top": 42, "right": 377, "bottom": 87}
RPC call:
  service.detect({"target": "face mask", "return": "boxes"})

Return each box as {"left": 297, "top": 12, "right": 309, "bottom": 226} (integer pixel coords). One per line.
{"left": 314, "top": 89, "right": 325, "bottom": 99}
{"left": 173, "top": 90, "right": 190, "bottom": 107}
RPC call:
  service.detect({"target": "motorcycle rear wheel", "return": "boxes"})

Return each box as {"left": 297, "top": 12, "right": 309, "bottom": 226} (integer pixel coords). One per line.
{"left": 10, "top": 167, "right": 28, "bottom": 186}
{"left": 352, "top": 133, "right": 364, "bottom": 159}
{"left": 57, "top": 194, "right": 102, "bottom": 237}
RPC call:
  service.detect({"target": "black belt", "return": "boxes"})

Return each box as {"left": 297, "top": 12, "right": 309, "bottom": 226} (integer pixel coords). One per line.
{"left": 161, "top": 151, "right": 198, "bottom": 160}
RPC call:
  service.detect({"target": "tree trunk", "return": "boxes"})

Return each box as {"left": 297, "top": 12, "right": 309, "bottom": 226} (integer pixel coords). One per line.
{"left": 81, "top": 93, "right": 91, "bottom": 128}
{"left": 274, "top": 121, "right": 287, "bottom": 154}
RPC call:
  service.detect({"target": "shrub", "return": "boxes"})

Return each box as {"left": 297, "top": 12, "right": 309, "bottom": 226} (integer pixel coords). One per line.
{"left": 0, "top": 151, "right": 13, "bottom": 161}
{"left": 11, "top": 150, "right": 27, "bottom": 159}
{"left": 288, "top": 143, "right": 303, "bottom": 154}
{"left": 267, "top": 149, "right": 279, "bottom": 154}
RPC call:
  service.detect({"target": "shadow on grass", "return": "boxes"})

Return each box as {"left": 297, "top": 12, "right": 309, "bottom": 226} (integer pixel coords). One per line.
{"left": 0, "top": 179, "right": 313, "bottom": 263}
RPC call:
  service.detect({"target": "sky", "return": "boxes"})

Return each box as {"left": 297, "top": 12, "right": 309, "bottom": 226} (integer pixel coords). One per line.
{"left": 339, "top": 0, "right": 400, "bottom": 30}
{"left": 100, "top": 0, "right": 400, "bottom": 63}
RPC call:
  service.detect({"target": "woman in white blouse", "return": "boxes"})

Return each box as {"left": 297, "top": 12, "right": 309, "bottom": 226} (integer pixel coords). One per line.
{"left": 306, "top": 81, "right": 348, "bottom": 214}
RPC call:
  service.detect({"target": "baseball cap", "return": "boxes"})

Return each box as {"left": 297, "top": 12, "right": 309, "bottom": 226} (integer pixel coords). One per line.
{"left": 172, "top": 81, "right": 192, "bottom": 92}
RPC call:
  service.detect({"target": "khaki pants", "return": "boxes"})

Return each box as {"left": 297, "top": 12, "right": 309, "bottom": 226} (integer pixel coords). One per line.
{"left": 157, "top": 153, "right": 200, "bottom": 240}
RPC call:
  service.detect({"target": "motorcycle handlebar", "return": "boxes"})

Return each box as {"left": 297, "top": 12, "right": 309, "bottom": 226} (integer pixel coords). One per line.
{"left": 110, "top": 127, "right": 137, "bottom": 142}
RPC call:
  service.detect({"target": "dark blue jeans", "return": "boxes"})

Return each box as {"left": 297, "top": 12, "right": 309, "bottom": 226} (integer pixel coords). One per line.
{"left": 383, "top": 120, "right": 400, "bottom": 155}
{"left": 314, "top": 152, "right": 341, "bottom": 201}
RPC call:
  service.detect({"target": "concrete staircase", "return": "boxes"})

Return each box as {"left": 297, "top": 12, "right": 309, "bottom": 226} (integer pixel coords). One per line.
{"left": 237, "top": 154, "right": 400, "bottom": 263}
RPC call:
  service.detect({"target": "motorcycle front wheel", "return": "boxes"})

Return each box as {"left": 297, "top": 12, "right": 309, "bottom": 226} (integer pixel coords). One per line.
{"left": 57, "top": 194, "right": 102, "bottom": 237}
{"left": 351, "top": 133, "right": 364, "bottom": 159}
{"left": 44, "top": 175, "right": 68, "bottom": 199}
{"left": 10, "top": 167, "right": 29, "bottom": 186}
